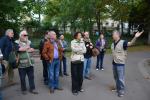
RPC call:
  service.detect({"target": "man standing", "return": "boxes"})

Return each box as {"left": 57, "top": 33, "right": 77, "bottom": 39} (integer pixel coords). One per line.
{"left": 59, "top": 35, "right": 69, "bottom": 76}
{"left": 111, "top": 30, "right": 143, "bottom": 97}
{"left": 0, "top": 29, "right": 16, "bottom": 84}
{"left": 39, "top": 31, "right": 49, "bottom": 85}
{"left": 42, "top": 31, "right": 63, "bottom": 94}
{"left": 83, "top": 32, "right": 93, "bottom": 80}
{"left": 16, "top": 30, "right": 38, "bottom": 95}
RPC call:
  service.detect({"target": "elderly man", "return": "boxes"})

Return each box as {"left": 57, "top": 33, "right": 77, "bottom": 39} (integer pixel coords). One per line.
{"left": 0, "top": 29, "right": 16, "bottom": 84}
{"left": 83, "top": 32, "right": 93, "bottom": 80}
{"left": 15, "top": 30, "right": 38, "bottom": 95}
{"left": 59, "top": 35, "right": 69, "bottom": 76}
{"left": 42, "top": 31, "right": 63, "bottom": 94}
{"left": 111, "top": 30, "right": 144, "bottom": 97}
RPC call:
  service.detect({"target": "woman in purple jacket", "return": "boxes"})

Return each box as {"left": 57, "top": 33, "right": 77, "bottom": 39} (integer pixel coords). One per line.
{"left": 95, "top": 34, "right": 107, "bottom": 71}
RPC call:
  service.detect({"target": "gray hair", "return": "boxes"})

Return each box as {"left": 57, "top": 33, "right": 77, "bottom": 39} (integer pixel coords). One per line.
{"left": 112, "top": 30, "right": 121, "bottom": 36}
{"left": 19, "top": 30, "right": 28, "bottom": 37}
{"left": 49, "top": 31, "right": 56, "bottom": 35}
{"left": 5, "top": 29, "right": 13, "bottom": 36}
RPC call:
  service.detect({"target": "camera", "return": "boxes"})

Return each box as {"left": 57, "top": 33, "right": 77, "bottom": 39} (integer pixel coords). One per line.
{"left": 137, "top": 24, "right": 144, "bottom": 32}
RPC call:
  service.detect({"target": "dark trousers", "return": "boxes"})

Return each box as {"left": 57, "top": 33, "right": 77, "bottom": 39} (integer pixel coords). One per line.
{"left": 18, "top": 66, "right": 35, "bottom": 91}
{"left": 96, "top": 51, "right": 105, "bottom": 69}
{"left": 60, "top": 56, "right": 67, "bottom": 75}
{"left": 42, "top": 60, "right": 48, "bottom": 82}
{"left": 71, "top": 62, "right": 84, "bottom": 93}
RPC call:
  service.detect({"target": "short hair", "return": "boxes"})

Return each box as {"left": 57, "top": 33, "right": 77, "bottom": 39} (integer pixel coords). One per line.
{"left": 112, "top": 30, "right": 121, "bottom": 36}
{"left": 45, "top": 31, "right": 49, "bottom": 35}
{"left": 73, "top": 32, "right": 81, "bottom": 39}
{"left": 49, "top": 31, "right": 56, "bottom": 35}
{"left": 5, "top": 29, "right": 13, "bottom": 36}
{"left": 19, "top": 30, "right": 28, "bottom": 37}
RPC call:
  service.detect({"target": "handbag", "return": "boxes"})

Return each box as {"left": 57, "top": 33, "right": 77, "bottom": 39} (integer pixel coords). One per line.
{"left": 92, "top": 48, "right": 100, "bottom": 57}
{"left": 8, "top": 43, "right": 19, "bottom": 69}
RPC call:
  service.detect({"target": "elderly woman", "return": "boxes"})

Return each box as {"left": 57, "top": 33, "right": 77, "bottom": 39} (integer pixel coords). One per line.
{"left": 15, "top": 30, "right": 38, "bottom": 95}
{"left": 71, "top": 32, "right": 86, "bottom": 95}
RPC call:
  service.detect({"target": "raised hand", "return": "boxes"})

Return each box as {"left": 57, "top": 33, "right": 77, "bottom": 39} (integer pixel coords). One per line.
{"left": 135, "top": 31, "right": 144, "bottom": 38}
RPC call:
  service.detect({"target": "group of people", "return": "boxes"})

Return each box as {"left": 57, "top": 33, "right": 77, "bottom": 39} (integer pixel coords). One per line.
{"left": 0, "top": 28, "right": 143, "bottom": 100}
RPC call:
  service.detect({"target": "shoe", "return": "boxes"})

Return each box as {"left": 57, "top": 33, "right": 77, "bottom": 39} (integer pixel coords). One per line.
{"left": 50, "top": 89, "right": 55, "bottom": 94}
{"left": 111, "top": 88, "right": 117, "bottom": 92}
{"left": 72, "top": 92, "right": 78, "bottom": 96}
{"left": 44, "top": 81, "right": 48, "bottom": 85}
{"left": 79, "top": 89, "right": 84, "bottom": 92}
{"left": 118, "top": 93, "right": 124, "bottom": 97}
{"left": 96, "top": 68, "right": 99, "bottom": 71}
{"left": 55, "top": 87, "right": 63, "bottom": 91}
{"left": 118, "top": 91, "right": 125, "bottom": 97}
{"left": 29, "top": 90, "right": 38, "bottom": 94}
{"left": 22, "top": 91, "right": 27, "bottom": 95}
{"left": 85, "top": 76, "right": 92, "bottom": 80}
{"left": 64, "top": 73, "right": 69, "bottom": 76}
{"left": 59, "top": 74, "right": 63, "bottom": 77}
{"left": 100, "top": 68, "right": 104, "bottom": 71}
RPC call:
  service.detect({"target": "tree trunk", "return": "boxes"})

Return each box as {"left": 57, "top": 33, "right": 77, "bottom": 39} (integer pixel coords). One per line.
{"left": 148, "top": 31, "right": 150, "bottom": 45}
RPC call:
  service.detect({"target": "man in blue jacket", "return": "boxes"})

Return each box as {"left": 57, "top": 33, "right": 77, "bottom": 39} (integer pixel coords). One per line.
{"left": 0, "top": 29, "right": 16, "bottom": 84}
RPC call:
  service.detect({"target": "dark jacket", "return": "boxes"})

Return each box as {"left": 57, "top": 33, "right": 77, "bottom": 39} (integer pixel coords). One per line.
{"left": 39, "top": 38, "right": 47, "bottom": 60}
{"left": 0, "top": 36, "right": 14, "bottom": 60}
{"left": 84, "top": 39, "right": 93, "bottom": 58}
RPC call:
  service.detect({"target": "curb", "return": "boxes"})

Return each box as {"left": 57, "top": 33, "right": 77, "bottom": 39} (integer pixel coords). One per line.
{"left": 138, "top": 58, "right": 150, "bottom": 82}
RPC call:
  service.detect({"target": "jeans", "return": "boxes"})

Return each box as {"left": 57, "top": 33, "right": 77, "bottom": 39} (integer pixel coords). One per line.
{"left": 83, "top": 58, "right": 91, "bottom": 78}
{"left": 0, "top": 64, "right": 2, "bottom": 100}
{"left": 18, "top": 66, "right": 35, "bottom": 91}
{"left": 71, "top": 62, "right": 84, "bottom": 93}
{"left": 60, "top": 56, "right": 67, "bottom": 74}
{"left": 96, "top": 51, "right": 105, "bottom": 69}
{"left": 47, "top": 59, "right": 60, "bottom": 89}
{"left": 113, "top": 64, "right": 125, "bottom": 94}
{"left": 42, "top": 60, "right": 48, "bottom": 83}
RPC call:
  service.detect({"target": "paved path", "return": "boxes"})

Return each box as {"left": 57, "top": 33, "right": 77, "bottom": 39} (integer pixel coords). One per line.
{"left": 3, "top": 51, "right": 150, "bottom": 100}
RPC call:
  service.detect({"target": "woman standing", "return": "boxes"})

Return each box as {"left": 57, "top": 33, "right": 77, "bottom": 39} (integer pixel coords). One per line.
{"left": 71, "top": 32, "right": 86, "bottom": 95}
{"left": 96, "top": 34, "right": 107, "bottom": 71}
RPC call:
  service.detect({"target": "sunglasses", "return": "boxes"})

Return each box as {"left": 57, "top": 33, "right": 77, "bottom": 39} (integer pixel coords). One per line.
{"left": 23, "top": 35, "right": 28, "bottom": 37}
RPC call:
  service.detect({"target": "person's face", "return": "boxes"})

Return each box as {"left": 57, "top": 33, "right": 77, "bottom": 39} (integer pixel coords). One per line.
{"left": 52, "top": 33, "right": 57, "bottom": 40}
{"left": 8, "top": 31, "right": 14, "bottom": 38}
{"left": 100, "top": 34, "right": 104, "bottom": 39}
{"left": 77, "top": 33, "right": 82, "bottom": 40}
{"left": 84, "top": 32, "right": 89, "bottom": 38}
{"left": 60, "top": 35, "right": 64, "bottom": 40}
{"left": 21, "top": 32, "right": 28, "bottom": 41}
{"left": 112, "top": 32, "right": 120, "bottom": 41}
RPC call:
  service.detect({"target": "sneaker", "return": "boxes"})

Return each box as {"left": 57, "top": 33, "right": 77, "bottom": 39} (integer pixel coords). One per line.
{"left": 55, "top": 87, "right": 63, "bottom": 91}
{"left": 85, "top": 76, "right": 92, "bottom": 80}
{"left": 118, "top": 91, "right": 125, "bottom": 97}
{"left": 118, "top": 93, "right": 124, "bottom": 97}
{"left": 72, "top": 92, "right": 78, "bottom": 96}
{"left": 64, "top": 73, "right": 69, "bottom": 76}
{"left": 100, "top": 68, "right": 104, "bottom": 71}
{"left": 79, "top": 89, "right": 84, "bottom": 92}
{"left": 96, "top": 68, "right": 99, "bottom": 71}
{"left": 29, "top": 90, "right": 38, "bottom": 94}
